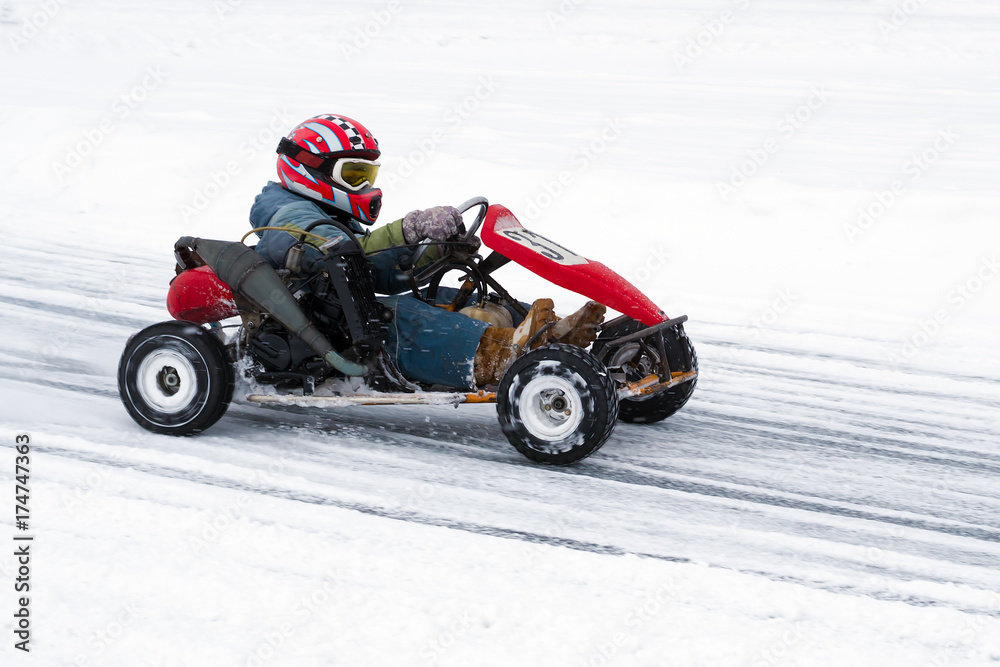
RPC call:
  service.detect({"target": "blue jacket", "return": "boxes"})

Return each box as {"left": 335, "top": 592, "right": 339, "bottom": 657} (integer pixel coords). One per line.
{"left": 248, "top": 182, "right": 413, "bottom": 295}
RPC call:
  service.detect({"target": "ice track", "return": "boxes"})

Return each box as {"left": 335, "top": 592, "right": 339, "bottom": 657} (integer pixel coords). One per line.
{"left": 3, "top": 236, "right": 999, "bottom": 620}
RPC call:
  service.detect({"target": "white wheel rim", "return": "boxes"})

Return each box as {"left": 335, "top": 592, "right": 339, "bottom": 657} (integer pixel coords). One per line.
{"left": 135, "top": 347, "right": 199, "bottom": 414}
{"left": 519, "top": 374, "right": 584, "bottom": 442}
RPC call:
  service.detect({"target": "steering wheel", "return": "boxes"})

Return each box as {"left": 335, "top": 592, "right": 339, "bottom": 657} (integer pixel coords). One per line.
{"left": 408, "top": 196, "right": 488, "bottom": 273}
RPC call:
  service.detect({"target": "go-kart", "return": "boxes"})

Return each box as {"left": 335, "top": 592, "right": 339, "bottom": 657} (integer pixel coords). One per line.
{"left": 117, "top": 197, "right": 697, "bottom": 464}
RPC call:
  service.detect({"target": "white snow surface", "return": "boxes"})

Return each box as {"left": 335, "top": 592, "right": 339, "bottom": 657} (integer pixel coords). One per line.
{"left": 2, "top": 0, "right": 1000, "bottom": 665}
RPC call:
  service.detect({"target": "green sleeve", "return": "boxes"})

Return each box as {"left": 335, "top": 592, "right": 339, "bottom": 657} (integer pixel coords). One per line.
{"left": 357, "top": 219, "right": 407, "bottom": 252}
{"left": 358, "top": 219, "right": 441, "bottom": 266}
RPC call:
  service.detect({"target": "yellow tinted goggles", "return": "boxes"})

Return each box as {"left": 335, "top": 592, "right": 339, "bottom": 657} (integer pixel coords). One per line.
{"left": 331, "top": 159, "right": 380, "bottom": 190}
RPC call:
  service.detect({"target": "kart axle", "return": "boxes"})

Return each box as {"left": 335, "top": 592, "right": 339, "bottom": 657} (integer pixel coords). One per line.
{"left": 618, "top": 370, "right": 698, "bottom": 399}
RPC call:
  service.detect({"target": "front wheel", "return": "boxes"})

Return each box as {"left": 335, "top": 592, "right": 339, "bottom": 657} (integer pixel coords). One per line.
{"left": 592, "top": 318, "right": 697, "bottom": 424}
{"left": 497, "top": 344, "right": 619, "bottom": 465}
{"left": 118, "top": 320, "right": 234, "bottom": 435}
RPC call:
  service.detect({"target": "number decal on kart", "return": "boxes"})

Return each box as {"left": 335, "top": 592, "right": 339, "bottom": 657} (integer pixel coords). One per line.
{"left": 498, "top": 229, "right": 588, "bottom": 266}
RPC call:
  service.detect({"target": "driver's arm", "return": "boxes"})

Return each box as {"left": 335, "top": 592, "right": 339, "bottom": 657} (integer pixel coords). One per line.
{"left": 358, "top": 219, "right": 441, "bottom": 295}
{"left": 357, "top": 219, "right": 441, "bottom": 266}
{"left": 252, "top": 200, "right": 439, "bottom": 294}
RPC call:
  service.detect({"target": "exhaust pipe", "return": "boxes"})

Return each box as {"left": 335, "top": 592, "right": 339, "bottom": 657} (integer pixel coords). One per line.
{"left": 177, "top": 237, "right": 369, "bottom": 377}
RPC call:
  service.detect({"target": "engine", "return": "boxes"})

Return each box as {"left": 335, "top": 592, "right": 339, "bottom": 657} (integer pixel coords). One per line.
{"left": 171, "top": 231, "right": 392, "bottom": 388}
{"left": 247, "top": 239, "right": 392, "bottom": 381}
{"left": 247, "top": 326, "right": 321, "bottom": 373}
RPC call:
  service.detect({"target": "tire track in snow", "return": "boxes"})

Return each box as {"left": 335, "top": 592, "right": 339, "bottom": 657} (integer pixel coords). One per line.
{"left": 25, "top": 441, "right": 1000, "bottom": 619}
{"left": 0, "top": 294, "right": 151, "bottom": 330}
{"left": 7, "top": 361, "right": 1000, "bottom": 543}
{"left": 5, "top": 240, "right": 1000, "bottom": 619}
{"left": 699, "top": 335, "right": 999, "bottom": 387}
{"left": 687, "top": 408, "right": 1000, "bottom": 476}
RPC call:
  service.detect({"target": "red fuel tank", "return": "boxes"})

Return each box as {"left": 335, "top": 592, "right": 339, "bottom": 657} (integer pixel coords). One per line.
{"left": 166, "top": 266, "right": 239, "bottom": 324}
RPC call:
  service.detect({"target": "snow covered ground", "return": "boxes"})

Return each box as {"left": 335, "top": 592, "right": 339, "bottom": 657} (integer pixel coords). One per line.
{"left": 1, "top": 0, "right": 1000, "bottom": 664}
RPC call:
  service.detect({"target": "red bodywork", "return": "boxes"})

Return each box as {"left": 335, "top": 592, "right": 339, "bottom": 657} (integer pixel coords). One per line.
{"left": 166, "top": 265, "right": 239, "bottom": 325}
{"left": 480, "top": 205, "right": 667, "bottom": 326}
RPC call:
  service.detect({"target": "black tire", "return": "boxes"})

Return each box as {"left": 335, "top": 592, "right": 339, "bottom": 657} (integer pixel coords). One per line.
{"left": 497, "top": 344, "right": 619, "bottom": 465}
{"left": 118, "top": 320, "right": 234, "bottom": 435}
{"left": 592, "top": 318, "right": 697, "bottom": 424}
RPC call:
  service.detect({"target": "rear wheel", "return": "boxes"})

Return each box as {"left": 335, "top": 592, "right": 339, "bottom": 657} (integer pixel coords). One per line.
{"left": 118, "top": 321, "right": 234, "bottom": 435}
{"left": 593, "top": 318, "right": 697, "bottom": 424}
{"left": 497, "top": 344, "right": 618, "bottom": 465}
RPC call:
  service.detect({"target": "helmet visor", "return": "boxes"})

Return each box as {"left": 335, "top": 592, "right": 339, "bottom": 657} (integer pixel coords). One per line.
{"left": 332, "top": 159, "right": 380, "bottom": 191}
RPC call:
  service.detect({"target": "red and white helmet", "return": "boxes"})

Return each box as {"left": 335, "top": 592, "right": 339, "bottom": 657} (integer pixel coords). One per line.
{"left": 275, "top": 114, "right": 382, "bottom": 224}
